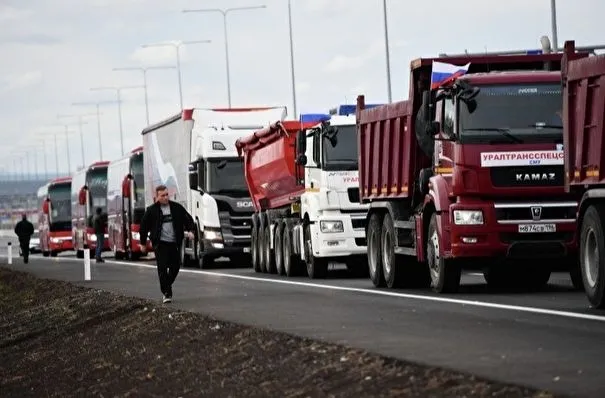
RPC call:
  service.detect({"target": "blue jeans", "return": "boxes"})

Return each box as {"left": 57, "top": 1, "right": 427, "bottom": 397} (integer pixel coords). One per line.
{"left": 95, "top": 233, "right": 104, "bottom": 259}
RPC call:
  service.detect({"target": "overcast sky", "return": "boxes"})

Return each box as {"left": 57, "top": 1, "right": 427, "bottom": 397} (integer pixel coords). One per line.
{"left": 1, "top": 0, "right": 604, "bottom": 177}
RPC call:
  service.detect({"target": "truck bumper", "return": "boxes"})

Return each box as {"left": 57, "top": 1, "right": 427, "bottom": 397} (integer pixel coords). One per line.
{"left": 309, "top": 215, "right": 367, "bottom": 258}
{"left": 448, "top": 203, "right": 577, "bottom": 260}
{"left": 202, "top": 238, "right": 251, "bottom": 257}
{"left": 49, "top": 237, "right": 73, "bottom": 252}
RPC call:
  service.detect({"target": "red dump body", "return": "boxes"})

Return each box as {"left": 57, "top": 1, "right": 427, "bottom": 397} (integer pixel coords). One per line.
{"left": 235, "top": 120, "right": 320, "bottom": 212}
{"left": 563, "top": 41, "right": 605, "bottom": 189}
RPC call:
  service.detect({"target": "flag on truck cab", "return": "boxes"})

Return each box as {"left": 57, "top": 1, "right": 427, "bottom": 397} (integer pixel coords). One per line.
{"left": 430, "top": 61, "right": 470, "bottom": 90}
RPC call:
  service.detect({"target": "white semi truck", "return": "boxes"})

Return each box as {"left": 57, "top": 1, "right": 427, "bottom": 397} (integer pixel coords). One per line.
{"left": 142, "top": 106, "right": 287, "bottom": 268}
{"left": 236, "top": 104, "right": 381, "bottom": 278}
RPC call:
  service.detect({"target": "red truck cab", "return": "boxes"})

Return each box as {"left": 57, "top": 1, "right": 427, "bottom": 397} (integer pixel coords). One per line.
{"left": 37, "top": 177, "right": 74, "bottom": 256}
{"left": 561, "top": 40, "right": 605, "bottom": 308}
{"left": 107, "top": 146, "right": 151, "bottom": 260}
{"left": 71, "top": 161, "right": 111, "bottom": 258}
{"left": 358, "top": 49, "right": 590, "bottom": 293}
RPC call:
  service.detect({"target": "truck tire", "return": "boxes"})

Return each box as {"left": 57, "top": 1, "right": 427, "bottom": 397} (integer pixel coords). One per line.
{"left": 367, "top": 213, "right": 385, "bottom": 287}
{"left": 282, "top": 222, "right": 300, "bottom": 277}
{"left": 264, "top": 224, "right": 277, "bottom": 274}
{"left": 304, "top": 224, "right": 328, "bottom": 279}
{"left": 427, "top": 213, "right": 461, "bottom": 293}
{"left": 251, "top": 215, "right": 261, "bottom": 273}
{"left": 274, "top": 222, "right": 285, "bottom": 275}
{"left": 382, "top": 214, "right": 430, "bottom": 289}
{"left": 580, "top": 204, "right": 605, "bottom": 308}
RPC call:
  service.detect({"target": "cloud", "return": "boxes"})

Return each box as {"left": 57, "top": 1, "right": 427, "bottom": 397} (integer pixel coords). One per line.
{"left": 2, "top": 71, "right": 43, "bottom": 92}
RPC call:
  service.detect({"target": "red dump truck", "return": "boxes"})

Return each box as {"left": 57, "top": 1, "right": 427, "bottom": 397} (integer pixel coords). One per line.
{"left": 357, "top": 48, "right": 592, "bottom": 293}
{"left": 562, "top": 40, "right": 605, "bottom": 308}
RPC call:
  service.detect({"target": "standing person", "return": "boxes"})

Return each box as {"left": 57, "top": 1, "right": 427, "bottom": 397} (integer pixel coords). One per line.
{"left": 14, "top": 213, "right": 34, "bottom": 263}
{"left": 93, "top": 207, "right": 107, "bottom": 263}
{"left": 139, "top": 185, "right": 195, "bottom": 303}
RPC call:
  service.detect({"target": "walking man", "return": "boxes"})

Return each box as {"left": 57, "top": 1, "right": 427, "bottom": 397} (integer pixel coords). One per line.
{"left": 14, "top": 213, "right": 34, "bottom": 264}
{"left": 93, "top": 207, "right": 107, "bottom": 263}
{"left": 139, "top": 185, "right": 195, "bottom": 303}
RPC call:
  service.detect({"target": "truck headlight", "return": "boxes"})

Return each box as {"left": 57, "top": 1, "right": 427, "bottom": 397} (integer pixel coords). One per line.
{"left": 51, "top": 238, "right": 61, "bottom": 244}
{"left": 203, "top": 228, "right": 222, "bottom": 241}
{"left": 453, "top": 210, "right": 484, "bottom": 225}
{"left": 88, "top": 234, "right": 97, "bottom": 241}
{"left": 320, "top": 220, "right": 344, "bottom": 233}
{"left": 131, "top": 231, "right": 140, "bottom": 241}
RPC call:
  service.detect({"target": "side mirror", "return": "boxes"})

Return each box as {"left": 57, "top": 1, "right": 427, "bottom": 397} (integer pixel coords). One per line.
{"left": 42, "top": 198, "right": 50, "bottom": 214}
{"left": 421, "top": 90, "right": 431, "bottom": 123}
{"left": 121, "top": 176, "right": 131, "bottom": 198}
{"left": 427, "top": 121, "right": 441, "bottom": 136}
{"left": 296, "top": 154, "right": 307, "bottom": 166}
{"left": 296, "top": 130, "right": 307, "bottom": 157}
{"left": 188, "top": 171, "right": 199, "bottom": 191}
{"left": 464, "top": 98, "right": 477, "bottom": 114}
{"left": 78, "top": 187, "right": 87, "bottom": 206}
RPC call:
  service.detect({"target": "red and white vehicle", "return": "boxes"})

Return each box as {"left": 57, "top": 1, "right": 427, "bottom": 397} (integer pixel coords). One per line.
{"left": 107, "top": 146, "right": 151, "bottom": 260}
{"left": 37, "top": 177, "right": 74, "bottom": 257}
{"left": 71, "top": 161, "right": 110, "bottom": 258}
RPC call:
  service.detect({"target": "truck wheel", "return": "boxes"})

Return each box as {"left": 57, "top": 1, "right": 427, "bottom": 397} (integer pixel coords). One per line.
{"left": 282, "top": 223, "right": 298, "bottom": 277}
{"left": 382, "top": 214, "right": 430, "bottom": 289}
{"left": 367, "top": 213, "right": 385, "bottom": 287}
{"left": 50, "top": 251, "right": 58, "bottom": 257}
{"left": 264, "top": 224, "right": 277, "bottom": 274}
{"left": 251, "top": 216, "right": 261, "bottom": 272}
{"left": 427, "top": 213, "right": 461, "bottom": 293}
{"left": 580, "top": 204, "right": 605, "bottom": 308}
{"left": 258, "top": 220, "right": 267, "bottom": 273}
{"left": 304, "top": 224, "right": 328, "bottom": 279}
{"left": 42, "top": 251, "right": 50, "bottom": 257}
{"left": 274, "top": 222, "right": 285, "bottom": 275}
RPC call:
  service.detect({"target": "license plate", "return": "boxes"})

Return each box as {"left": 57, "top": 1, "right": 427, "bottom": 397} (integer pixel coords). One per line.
{"left": 518, "top": 224, "right": 556, "bottom": 233}
{"left": 243, "top": 247, "right": 250, "bottom": 253}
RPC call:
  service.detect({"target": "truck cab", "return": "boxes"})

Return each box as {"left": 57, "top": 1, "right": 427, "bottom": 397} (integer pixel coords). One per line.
{"left": 188, "top": 125, "right": 255, "bottom": 266}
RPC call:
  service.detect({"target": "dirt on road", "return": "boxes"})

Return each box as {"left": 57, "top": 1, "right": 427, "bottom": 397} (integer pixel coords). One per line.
{"left": 0, "top": 266, "right": 559, "bottom": 397}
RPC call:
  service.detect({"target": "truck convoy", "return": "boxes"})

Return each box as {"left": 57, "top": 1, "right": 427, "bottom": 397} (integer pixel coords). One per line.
{"left": 107, "top": 146, "right": 150, "bottom": 260}
{"left": 235, "top": 105, "right": 382, "bottom": 278}
{"left": 142, "top": 106, "right": 287, "bottom": 268}
{"left": 561, "top": 40, "right": 605, "bottom": 308}
{"left": 37, "top": 177, "right": 74, "bottom": 257}
{"left": 356, "top": 49, "right": 591, "bottom": 293}
{"left": 71, "top": 161, "right": 110, "bottom": 258}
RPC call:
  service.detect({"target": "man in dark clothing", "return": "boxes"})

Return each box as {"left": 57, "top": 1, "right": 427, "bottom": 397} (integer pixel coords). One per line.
{"left": 93, "top": 207, "right": 107, "bottom": 263}
{"left": 14, "top": 214, "right": 34, "bottom": 263}
{"left": 139, "top": 184, "right": 195, "bottom": 303}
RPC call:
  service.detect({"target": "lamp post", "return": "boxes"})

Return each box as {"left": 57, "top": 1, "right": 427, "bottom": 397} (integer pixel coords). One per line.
{"left": 58, "top": 114, "right": 93, "bottom": 168}
{"left": 140, "top": 40, "right": 211, "bottom": 110}
{"left": 90, "top": 85, "right": 145, "bottom": 156}
{"left": 287, "top": 0, "right": 297, "bottom": 117}
{"left": 182, "top": 5, "right": 266, "bottom": 107}
{"left": 550, "top": 0, "right": 558, "bottom": 51}
{"left": 72, "top": 100, "right": 114, "bottom": 160}
{"left": 382, "top": 0, "right": 392, "bottom": 103}
{"left": 112, "top": 65, "right": 176, "bottom": 125}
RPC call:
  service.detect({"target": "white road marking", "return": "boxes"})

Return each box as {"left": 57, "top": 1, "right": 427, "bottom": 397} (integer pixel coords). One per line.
{"left": 4, "top": 254, "right": 605, "bottom": 323}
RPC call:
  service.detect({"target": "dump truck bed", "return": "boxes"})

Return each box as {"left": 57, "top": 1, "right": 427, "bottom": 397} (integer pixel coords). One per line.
{"left": 236, "top": 120, "right": 319, "bottom": 212}
{"left": 563, "top": 43, "right": 605, "bottom": 188}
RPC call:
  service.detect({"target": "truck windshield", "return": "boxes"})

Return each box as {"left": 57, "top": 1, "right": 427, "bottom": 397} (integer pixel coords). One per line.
{"left": 48, "top": 183, "right": 71, "bottom": 224}
{"left": 131, "top": 154, "right": 145, "bottom": 210}
{"left": 322, "top": 124, "right": 358, "bottom": 171}
{"left": 458, "top": 83, "right": 562, "bottom": 144}
{"left": 87, "top": 168, "right": 108, "bottom": 213}
{"left": 206, "top": 159, "right": 249, "bottom": 197}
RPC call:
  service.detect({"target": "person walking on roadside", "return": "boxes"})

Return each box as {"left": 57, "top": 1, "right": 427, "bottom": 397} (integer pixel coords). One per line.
{"left": 14, "top": 213, "right": 34, "bottom": 264}
{"left": 139, "top": 184, "right": 195, "bottom": 304}
{"left": 93, "top": 207, "right": 107, "bottom": 263}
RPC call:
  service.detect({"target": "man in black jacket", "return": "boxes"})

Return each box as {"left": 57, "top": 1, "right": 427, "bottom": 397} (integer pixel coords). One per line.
{"left": 139, "top": 184, "right": 195, "bottom": 303}
{"left": 14, "top": 214, "right": 34, "bottom": 263}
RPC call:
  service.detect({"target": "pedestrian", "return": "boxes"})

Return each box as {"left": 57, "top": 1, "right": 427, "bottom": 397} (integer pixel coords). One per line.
{"left": 14, "top": 213, "right": 34, "bottom": 264}
{"left": 93, "top": 207, "right": 107, "bottom": 263}
{"left": 139, "top": 185, "right": 195, "bottom": 303}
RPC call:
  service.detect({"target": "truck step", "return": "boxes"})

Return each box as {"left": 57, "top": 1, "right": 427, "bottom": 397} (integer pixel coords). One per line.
{"left": 394, "top": 220, "right": 415, "bottom": 230}
{"left": 394, "top": 246, "right": 417, "bottom": 256}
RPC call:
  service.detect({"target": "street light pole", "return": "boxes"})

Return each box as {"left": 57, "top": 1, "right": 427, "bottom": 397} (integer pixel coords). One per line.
{"left": 112, "top": 65, "right": 176, "bottom": 125}
{"left": 141, "top": 41, "right": 211, "bottom": 110}
{"left": 58, "top": 114, "right": 93, "bottom": 168}
{"left": 382, "top": 0, "right": 392, "bottom": 103}
{"left": 182, "top": 5, "right": 266, "bottom": 108}
{"left": 287, "top": 0, "right": 297, "bottom": 118}
{"left": 73, "top": 101, "right": 114, "bottom": 160}
{"left": 90, "top": 85, "right": 144, "bottom": 156}
{"left": 550, "top": 0, "right": 558, "bottom": 51}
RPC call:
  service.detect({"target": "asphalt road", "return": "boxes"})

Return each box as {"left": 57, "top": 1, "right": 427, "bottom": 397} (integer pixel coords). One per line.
{"left": 1, "top": 235, "right": 604, "bottom": 398}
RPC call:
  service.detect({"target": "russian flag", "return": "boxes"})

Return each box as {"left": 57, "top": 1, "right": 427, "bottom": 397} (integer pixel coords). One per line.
{"left": 430, "top": 61, "right": 471, "bottom": 90}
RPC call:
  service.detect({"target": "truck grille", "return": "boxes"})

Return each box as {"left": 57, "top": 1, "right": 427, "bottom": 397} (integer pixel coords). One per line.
{"left": 495, "top": 205, "right": 576, "bottom": 222}
{"left": 216, "top": 199, "right": 253, "bottom": 240}
{"left": 347, "top": 187, "right": 360, "bottom": 203}
{"left": 490, "top": 165, "right": 564, "bottom": 188}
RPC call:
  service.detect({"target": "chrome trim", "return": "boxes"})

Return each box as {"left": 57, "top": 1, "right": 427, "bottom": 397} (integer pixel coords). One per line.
{"left": 498, "top": 219, "right": 576, "bottom": 225}
{"left": 493, "top": 201, "right": 578, "bottom": 209}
